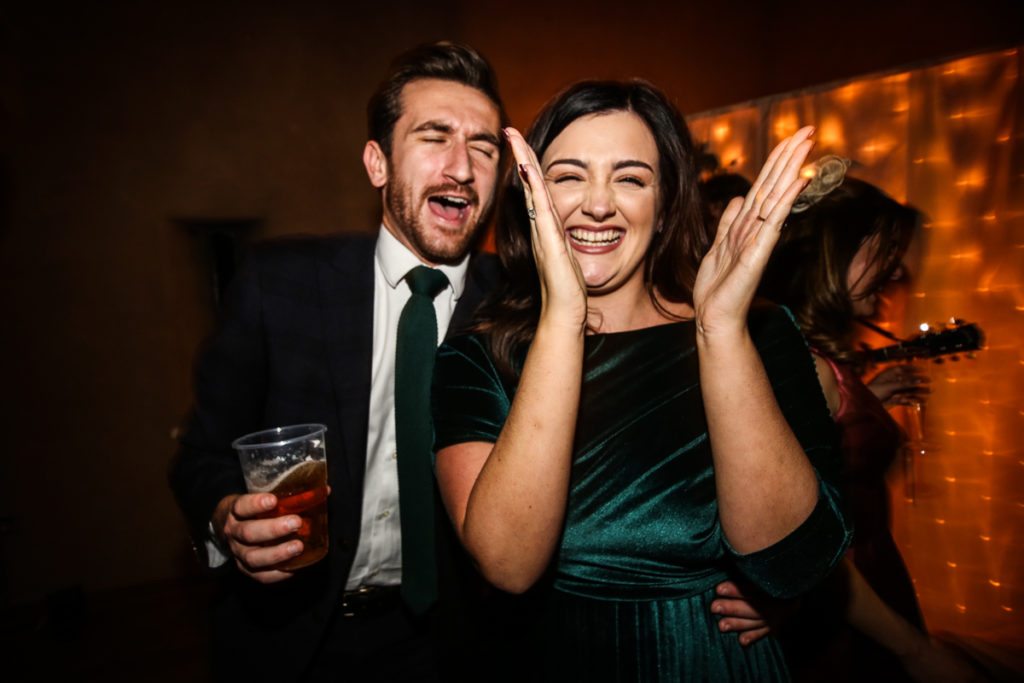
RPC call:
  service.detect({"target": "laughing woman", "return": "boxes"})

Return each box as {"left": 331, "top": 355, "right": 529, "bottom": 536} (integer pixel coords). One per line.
{"left": 431, "top": 81, "right": 851, "bottom": 681}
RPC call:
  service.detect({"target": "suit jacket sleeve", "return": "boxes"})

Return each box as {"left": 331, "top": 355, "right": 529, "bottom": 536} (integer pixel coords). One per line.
{"left": 169, "top": 246, "right": 272, "bottom": 561}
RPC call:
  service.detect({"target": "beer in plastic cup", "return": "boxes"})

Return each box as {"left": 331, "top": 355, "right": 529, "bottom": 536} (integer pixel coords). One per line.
{"left": 232, "top": 424, "right": 328, "bottom": 571}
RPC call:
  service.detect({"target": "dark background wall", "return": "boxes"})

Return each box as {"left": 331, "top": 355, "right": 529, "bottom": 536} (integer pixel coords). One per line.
{"left": 0, "top": 0, "right": 1020, "bottom": 606}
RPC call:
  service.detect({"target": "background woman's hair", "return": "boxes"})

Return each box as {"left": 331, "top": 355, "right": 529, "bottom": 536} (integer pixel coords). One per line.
{"left": 474, "top": 79, "right": 707, "bottom": 379}
{"left": 759, "top": 176, "right": 921, "bottom": 362}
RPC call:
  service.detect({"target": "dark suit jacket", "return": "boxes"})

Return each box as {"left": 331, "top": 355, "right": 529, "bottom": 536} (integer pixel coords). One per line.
{"left": 170, "top": 231, "right": 502, "bottom": 682}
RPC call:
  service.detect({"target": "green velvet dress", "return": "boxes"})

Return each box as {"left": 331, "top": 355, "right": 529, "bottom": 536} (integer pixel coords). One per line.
{"left": 432, "top": 306, "right": 850, "bottom": 682}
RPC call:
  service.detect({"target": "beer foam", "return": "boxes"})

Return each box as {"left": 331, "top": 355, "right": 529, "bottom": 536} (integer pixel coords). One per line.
{"left": 248, "top": 459, "right": 324, "bottom": 493}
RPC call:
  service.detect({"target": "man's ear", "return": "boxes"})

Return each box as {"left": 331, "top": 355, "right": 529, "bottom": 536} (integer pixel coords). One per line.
{"left": 363, "top": 140, "right": 389, "bottom": 189}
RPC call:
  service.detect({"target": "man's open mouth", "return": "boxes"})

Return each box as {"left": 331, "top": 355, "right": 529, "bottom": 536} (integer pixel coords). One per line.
{"left": 429, "top": 195, "right": 471, "bottom": 221}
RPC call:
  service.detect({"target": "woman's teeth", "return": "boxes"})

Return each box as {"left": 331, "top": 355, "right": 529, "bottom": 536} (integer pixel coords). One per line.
{"left": 568, "top": 228, "right": 621, "bottom": 245}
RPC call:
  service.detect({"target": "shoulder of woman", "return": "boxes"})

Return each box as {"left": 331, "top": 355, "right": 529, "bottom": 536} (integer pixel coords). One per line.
{"left": 811, "top": 353, "right": 842, "bottom": 418}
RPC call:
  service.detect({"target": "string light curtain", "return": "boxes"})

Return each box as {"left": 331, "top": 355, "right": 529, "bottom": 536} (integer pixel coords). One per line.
{"left": 688, "top": 46, "right": 1023, "bottom": 647}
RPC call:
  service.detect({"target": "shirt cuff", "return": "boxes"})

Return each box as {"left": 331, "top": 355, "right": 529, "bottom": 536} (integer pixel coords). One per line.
{"left": 205, "top": 520, "right": 230, "bottom": 568}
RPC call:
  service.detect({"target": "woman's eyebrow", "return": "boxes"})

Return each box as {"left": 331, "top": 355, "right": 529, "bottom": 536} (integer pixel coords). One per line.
{"left": 544, "top": 158, "right": 654, "bottom": 173}
{"left": 612, "top": 159, "right": 655, "bottom": 173}
{"left": 545, "top": 158, "right": 586, "bottom": 171}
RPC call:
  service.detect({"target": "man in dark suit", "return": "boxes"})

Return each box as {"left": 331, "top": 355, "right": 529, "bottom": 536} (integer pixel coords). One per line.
{"left": 170, "top": 42, "right": 506, "bottom": 682}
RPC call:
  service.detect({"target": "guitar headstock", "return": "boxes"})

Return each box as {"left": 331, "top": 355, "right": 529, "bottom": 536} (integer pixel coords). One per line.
{"left": 861, "top": 320, "right": 984, "bottom": 363}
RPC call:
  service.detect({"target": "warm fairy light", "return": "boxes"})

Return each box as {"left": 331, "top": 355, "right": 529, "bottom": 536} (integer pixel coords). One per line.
{"left": 772, "top": 115, "right": 800, "bottom": 140}
{"left": 945, "top": 476, "right": 957, "bottom": 483}
{"left": 956, "top": 604, "right": 968, "bottom": 613}
{"left": 722, "top": 146, "right": 744, "bottom": 168}
{"left": 980, "top": 535, "right": 991, "bottom": 541}
{"left": 819, "top": 117, "right": 844, "bottom": 146}
{"left": 950, "top": 250, "right": 982, "bottom": 261}
{"left": 989, "top": 580, "right": 1001, "bottom": 587}
{"left": 983, "top": 449, "right": 994, "bottom": 455}
{"left": 956, "top": 168, "right": 986, "bottom": 187}
{"left": 919, "top": 323, "right": 930, "bottom": 332}
{"left": 982, "top": 496, "right": 992, "bottom": 501}
{"left": 836, "top": 82, "right": 865, "bottom": 101}
{"left": 983, "top": 213, "right": 997, "bottom": 221}
{"left": 712, "top": 123, "right": 730, "bottom": 142}
{"left": 936, "top": 518, "right": 947, "bottom": 524}
{"left": 1002, "top": 606, "right": 1014, "bottom": 612}
{"left": 947, "top": 562, "right": 958, "bottom": 568}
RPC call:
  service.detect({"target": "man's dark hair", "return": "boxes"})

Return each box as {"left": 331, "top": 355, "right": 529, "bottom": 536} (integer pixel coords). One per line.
{"left": 367, "top": 41, "right": 508, "bottom": 156}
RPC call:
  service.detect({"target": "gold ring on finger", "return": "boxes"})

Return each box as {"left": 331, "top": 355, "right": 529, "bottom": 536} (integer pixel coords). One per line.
{"left": 527, "top": 207, "right": 537, "bottom": 220}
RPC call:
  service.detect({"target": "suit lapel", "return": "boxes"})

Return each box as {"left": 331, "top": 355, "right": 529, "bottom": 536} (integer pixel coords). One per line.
{"left": 318, "top": 235, "right": 376, "bottom": 509}
{"left": 448, "top": 252, "right": 500, "bottom": 338}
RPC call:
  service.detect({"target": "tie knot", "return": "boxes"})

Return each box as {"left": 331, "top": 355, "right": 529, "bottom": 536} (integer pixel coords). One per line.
{"left": 405, "top": 266, "right": 449, "bottom": 299}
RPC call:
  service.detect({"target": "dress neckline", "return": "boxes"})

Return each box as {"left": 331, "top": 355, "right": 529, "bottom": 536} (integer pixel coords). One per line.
{"left": 585, "top": 319, "right": 694, "bottom": 341}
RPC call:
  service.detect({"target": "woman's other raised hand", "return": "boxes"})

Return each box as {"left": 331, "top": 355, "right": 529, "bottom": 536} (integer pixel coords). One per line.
{"left": 693, "top": 126, "right": 815, "bottom": 338}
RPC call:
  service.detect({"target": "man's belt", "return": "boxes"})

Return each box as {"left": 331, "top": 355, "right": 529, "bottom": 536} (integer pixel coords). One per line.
{"left": 340, "top": 585, "right": 402, "bottom": 618}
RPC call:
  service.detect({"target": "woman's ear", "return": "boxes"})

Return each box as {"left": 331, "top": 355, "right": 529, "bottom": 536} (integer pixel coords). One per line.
{"left": 363, "top": 141, "right": 389, "bottom": 188}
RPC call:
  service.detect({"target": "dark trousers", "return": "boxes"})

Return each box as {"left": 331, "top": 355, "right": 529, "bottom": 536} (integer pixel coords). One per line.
{"left": 303, "top": 604, "right": 439, "bottom": 683}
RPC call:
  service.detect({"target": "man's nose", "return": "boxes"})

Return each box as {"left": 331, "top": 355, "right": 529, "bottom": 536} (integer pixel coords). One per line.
{"left": 443, "top": 142, "right": 474, "bottom": 185}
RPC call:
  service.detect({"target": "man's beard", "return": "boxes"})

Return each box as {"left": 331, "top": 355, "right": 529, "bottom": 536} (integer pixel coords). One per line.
{"left": 385, "top": 175, "right": 489, "bottom": 265}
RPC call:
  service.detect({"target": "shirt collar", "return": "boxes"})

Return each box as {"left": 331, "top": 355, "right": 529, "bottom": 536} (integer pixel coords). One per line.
{"left": 375, "top": 225, "right": 469, "bottom": 299}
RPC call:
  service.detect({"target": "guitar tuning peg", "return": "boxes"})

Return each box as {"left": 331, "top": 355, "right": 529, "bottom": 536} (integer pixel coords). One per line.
{"left": 950, "top": 355, "right": 960, "bottom": 362}
{"left": 933, "top": 357, "right": 946, "bottom": 364}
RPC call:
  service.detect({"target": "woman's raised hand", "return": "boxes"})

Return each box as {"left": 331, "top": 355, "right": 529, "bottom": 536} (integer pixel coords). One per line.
{"left": 693, "top": 126, "right": 815, "bottom": 337}
{"left": 504, "top": 127, "right": 588, "bottom": 329}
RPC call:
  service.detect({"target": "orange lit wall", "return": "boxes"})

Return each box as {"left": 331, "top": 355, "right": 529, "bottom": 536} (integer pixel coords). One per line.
{"left": 690, "top": 47, "right": 1024, "bottom": 647}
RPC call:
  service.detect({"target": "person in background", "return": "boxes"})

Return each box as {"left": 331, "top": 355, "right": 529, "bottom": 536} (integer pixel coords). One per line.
{"left": 759, "top": 170, "right": 983, "bottom": 682}
{"left": 431, "top": 80, "right": 851, "bottom": 681}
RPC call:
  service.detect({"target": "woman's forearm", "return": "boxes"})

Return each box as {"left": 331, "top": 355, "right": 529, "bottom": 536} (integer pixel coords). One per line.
{"left": 441, "top": 318, "right": 583, "bottom": 593}
{"left": 697, "top": 328, "right": 819, "bottom": 553}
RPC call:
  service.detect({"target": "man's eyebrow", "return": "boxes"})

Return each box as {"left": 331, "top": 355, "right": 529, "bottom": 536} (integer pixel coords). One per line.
{"left": 468, "top": 131, "right": 501, "bottom": 148}
{"left": 410, "top": 121, "right": 500, "bottom": 148}
{"left": 411, "top": 120, "right": 453, "bottom": 135}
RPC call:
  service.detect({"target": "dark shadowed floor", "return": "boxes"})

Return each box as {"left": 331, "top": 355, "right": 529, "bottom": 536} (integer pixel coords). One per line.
{"left": 1, "top": 578, "right": 216, "bottom": 683}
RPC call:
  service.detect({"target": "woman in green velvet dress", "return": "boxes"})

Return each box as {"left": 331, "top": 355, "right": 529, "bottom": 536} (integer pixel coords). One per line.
{"left": 430, "top": 81, "right": 851, "bottom": 681}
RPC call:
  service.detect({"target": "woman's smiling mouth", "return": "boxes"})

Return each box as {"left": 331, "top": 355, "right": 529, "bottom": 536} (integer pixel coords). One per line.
{"left": 567, "top": 227, "right": 624, "bottom": 253}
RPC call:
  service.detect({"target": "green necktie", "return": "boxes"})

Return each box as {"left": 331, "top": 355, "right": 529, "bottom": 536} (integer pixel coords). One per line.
{"left": 395, "top": 265, "right": 449, "bottom": 615}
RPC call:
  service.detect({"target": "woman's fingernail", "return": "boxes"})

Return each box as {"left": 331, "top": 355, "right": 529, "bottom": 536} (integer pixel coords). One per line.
{"left": 502, "top": 127, "right": 510, "bottom": 139}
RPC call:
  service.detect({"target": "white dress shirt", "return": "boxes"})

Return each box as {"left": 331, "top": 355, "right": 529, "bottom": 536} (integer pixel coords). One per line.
{"left": 345, "top": 225, "right": 468, "bottom": 589}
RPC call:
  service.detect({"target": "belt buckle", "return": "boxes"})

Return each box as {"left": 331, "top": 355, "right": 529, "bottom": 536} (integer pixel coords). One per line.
{"left": 341, "top": 585, "right": 395, "bottom": 618}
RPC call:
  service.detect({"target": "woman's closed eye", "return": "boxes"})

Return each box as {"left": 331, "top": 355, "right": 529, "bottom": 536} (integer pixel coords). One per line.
{"left": 616, "top": 175, "right": 647, "bottom": 188}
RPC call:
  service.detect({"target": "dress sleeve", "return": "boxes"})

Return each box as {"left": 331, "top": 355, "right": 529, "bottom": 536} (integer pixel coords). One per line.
{"left": 726, "top": 305, "right": 853, "bottom": 599}
{"left": 431, "top": 334, "right": 513, "bottom": 454}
